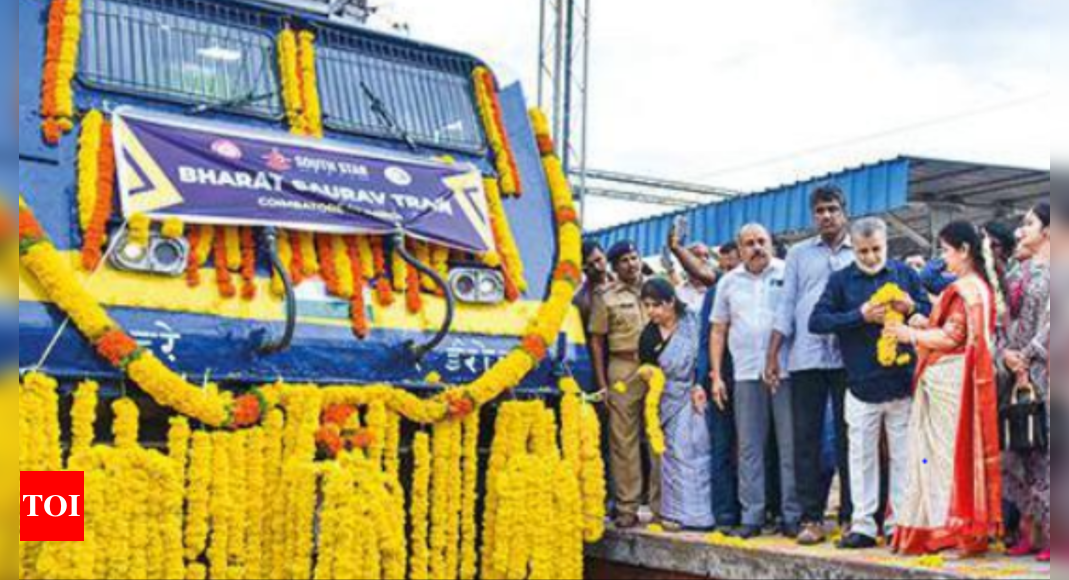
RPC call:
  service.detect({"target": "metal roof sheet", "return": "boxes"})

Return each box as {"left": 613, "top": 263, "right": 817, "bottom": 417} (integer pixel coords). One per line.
{"left": 586, "top": 156, "right": 1049, "bottom": 258}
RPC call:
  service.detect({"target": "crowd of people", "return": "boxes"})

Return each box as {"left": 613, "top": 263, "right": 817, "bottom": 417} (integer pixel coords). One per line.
{"left": 577, "top": 185, "right": 1057, "bottom": 561}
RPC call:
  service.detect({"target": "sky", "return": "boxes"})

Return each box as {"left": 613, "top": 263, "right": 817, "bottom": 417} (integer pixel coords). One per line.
{"left": 387, "top": 0, "right": 1050, "bottom": 231}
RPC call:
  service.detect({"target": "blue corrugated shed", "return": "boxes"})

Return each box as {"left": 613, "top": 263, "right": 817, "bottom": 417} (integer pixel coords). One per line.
{"left": 587, "top": 157, "right": 912, "bottom": 255}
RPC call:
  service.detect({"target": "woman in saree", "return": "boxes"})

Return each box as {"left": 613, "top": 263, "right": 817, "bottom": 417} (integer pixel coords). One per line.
{"left": 638, "top": 278, "right": 714, "bottom": 532}
{"left": 887, "top": 222, "right": 1002, "bottom": 556}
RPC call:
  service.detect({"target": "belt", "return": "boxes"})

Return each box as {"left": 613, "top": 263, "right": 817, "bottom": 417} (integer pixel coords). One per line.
{"left": 609, "top": 352, "right": 640, "bottom": 363}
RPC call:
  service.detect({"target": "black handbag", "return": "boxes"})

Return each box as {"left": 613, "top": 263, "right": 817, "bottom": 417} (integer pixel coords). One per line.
{"left": 1000, "top": 377, "right": 1048, "bottom": 453}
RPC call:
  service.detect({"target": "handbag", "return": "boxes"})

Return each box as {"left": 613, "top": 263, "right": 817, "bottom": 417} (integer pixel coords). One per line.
{"left": 1000, "top": 375, "right": 1048, "bottom": 453}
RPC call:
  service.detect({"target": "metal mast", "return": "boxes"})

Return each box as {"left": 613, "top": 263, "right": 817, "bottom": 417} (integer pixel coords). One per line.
{"left": 538, "top": 0, "right": 591, "bottom": 210}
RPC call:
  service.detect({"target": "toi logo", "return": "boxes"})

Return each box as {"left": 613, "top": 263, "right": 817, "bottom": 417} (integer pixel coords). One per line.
{"left": 20, "top": 471, "right": 85, "bottom": 542}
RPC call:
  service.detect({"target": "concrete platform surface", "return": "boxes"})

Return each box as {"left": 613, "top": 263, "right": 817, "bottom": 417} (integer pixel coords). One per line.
{"left": 588, "top": 527, "right": 1051, "bottom": 580}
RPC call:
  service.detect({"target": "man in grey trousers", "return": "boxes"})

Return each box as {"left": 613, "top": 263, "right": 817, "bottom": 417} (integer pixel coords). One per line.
{"left": 709, "top": 224, "right": 802, "bottom": 540}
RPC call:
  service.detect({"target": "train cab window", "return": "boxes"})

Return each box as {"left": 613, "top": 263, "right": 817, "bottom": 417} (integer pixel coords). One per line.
{"left": 316, "top": 28, "right": 486, "bottom": 153}
{"left": 80, "top": 0, "right": 283, "bottom": 118}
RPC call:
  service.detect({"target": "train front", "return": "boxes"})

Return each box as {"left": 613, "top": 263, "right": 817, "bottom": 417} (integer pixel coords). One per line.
{"left": 18, "top": 0, "right": 591, "bottom": 423}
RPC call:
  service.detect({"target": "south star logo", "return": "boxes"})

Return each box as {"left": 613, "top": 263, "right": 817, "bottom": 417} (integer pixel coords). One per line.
{"left": 263, "top": 148, "right": 293, "bottom": 173}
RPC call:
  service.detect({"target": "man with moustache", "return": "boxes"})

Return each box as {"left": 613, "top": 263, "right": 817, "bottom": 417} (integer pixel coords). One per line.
{"left": 710, "top": 225, "right": 800, "bottom": 539}
{"left": 765, "top": 185, "right": 856, "bottom": 546}
{"left": 589, "top": 242, "right": 658, "bottom": 529}
{"left": 810, "top": 218, "right": 931, "bottom": 549}
{"left": 575, "top": 241, "right": 613, "bottom": 333}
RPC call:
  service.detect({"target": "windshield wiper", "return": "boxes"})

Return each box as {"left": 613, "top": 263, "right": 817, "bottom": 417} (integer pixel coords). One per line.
{"left": 361, "top": 82, "right": 419, "bottom": 152}
{"left": 189, "top": 91, "right": 278, "bottom": 116}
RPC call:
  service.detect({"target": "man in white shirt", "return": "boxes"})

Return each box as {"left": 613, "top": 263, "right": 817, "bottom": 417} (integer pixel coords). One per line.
{"left": 709, "top": 224, "right": 801, "bottom": 540}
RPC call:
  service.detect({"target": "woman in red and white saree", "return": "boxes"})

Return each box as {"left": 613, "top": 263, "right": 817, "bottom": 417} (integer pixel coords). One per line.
{"left": 887, "top": 222, "right": 1002, "bottom": 557}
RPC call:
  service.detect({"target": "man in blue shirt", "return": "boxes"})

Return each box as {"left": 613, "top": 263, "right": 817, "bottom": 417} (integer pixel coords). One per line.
{"left": 810, "top": 217, "right": 932, "bottom": 549}
{"left": 766, "top": 186, "right": 856, "bottom": 546}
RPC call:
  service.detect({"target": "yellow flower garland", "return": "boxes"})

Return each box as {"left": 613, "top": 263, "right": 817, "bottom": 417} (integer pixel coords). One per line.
{"left": 410, "top": 432, "right": 433, "bottom": 580}
{"left": 297, "top": 31, "right": 324, "bottom": 139}
{"left": 641, "top": 365, "right": 668, "bottom": 457}
{"left": 25, "top": 373, "right": 62, "bottom": 472}
{"left": 208, "top": 432, "right": 231, "bottom": 580}
{"left": 162, "top": 218, "right": 186, "bottom": 240}
{"left": 77, "top": 111, "right": 104, "bottom": 233}
{"left": 578, "top": 398, "right": 607, "bottom": 543}
{"left": 185, "top": 431, "right": 213, "bottom": 564}
{"left": 871, "top": 283, "right": 913, "bottom": 367}
{"left": 70, "top": 380, "right": 99, "bottom": 464}
{"left": 473, "top": 67, "right": 522, "bottom": 197}
{"left": 483, "top": 176, "right": 527, "bottom": 297}
{"left": 459, "top": 412, "right": 481, "bottom": 580}
{"left": 228, "top": 430, "right": 248, "bottom": 577}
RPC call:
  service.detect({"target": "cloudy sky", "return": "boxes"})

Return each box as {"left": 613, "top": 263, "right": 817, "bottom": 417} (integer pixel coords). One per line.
{"left": 392, "top": 0, "right": 1049, "bottom": 230}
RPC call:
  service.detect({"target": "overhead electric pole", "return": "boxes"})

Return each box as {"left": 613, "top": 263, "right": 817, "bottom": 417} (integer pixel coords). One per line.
{"left": 538, "top": 0, "right": 591, "bottom": 210}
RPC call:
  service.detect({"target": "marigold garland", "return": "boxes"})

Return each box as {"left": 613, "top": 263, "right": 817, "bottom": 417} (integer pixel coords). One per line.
{"left": 214, "top": 227, "right": 237, "bottom": 299}
{"left": 332, "top": 234, "right": 355, "bottom": 298}
{"left": 459, "top": 413, "right": 481, "bottom": 580}
{"left": 272, "top": 230, "right": 293, "bottom": 297}
{"left": 41, "top": 0, "right": 82, "bottom": 145}
{"left": 240, "top": 227, "right": 258, "bottom": 301}
{"left": 406, "top": 243, "right": 423, "bottom": 314}
{"left": 316, "top": 233, "right": 341, "bottom": 296}
{"left": 871, "top": 283, "right": 913, "bottom": 367}
{"left": 392, "top": 245, "right": 408, "bottom": 293}
{"left": 162, "top": 218, "right": 185, "bottom": 240}
{"left": 70, "top": 380, "right": 99, "bottom": 463}
{"left": 473, "top": 67, "right": 522, "bottom": 197}
{"left": 297, "top": 31, "right": 323, "bottom": 138}
{"left": 77, "top": 111, "right": 103, "bottom": 234}
{"left": 370, "top": 236, "right": 394, "bottom": 306}
{"left": 113, "top": 398, "right": 140, "bottom": 450}
{"left": 356, "top": 236, "right": 376, "bottom": 280}
{"left": 129, "top": 213, "right": 152, "bottom": 248}
{"left": 278, "top": 29, "right": 305, "bottom": 136}
{"left": 410, "top": 432, "right": 432, "bottom": 580}
{"left": 483, "top": 176, "right": 526, "bottom": 300}
{"left": 83, "top": 119, "right": 117, "bottom": 270}
{"left": 185, "top": 431, "right": 212, "bottom": 564}
{"left": 208, "top": 432, "right": 231, "bottom": 580}
{"left": 186, "top": 225, "right": 205, "bottom": 287}
{"left": 278, "top": 29, "right": 324, "bottom": 137}
{"left": 288, "top": 229, "right": 307, "bottom": 286}
{"left": 345, "top": 236, "right": 371, "bottom": 339}
{"left": 640, "top": 365, "right": 667, "bottom": 456}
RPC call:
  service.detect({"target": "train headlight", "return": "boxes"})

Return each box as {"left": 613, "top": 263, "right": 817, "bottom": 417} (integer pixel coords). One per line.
{"left": 109, "top": 231, "right": 190, "bottom": 277}
{"left": 449, "top": 268, "right": 506, "bottom": 305}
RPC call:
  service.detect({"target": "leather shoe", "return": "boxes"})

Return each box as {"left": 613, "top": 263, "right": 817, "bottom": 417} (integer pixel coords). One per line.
{"left": 837, "top": 533, "right": 878, "bottom": 550}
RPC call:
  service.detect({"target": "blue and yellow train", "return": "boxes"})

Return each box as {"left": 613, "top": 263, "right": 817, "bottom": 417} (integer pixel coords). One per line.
{"left": 18, "top": 0, "right": 591, "bottom": 409}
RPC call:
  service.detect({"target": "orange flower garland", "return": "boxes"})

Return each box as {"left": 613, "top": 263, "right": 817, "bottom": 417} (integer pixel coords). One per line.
{"left": 96, "top": 329, "right": 141, "bottom": 369}
{"left": 473, "top": 67, "right": 522, "bottom": 197}
{"left": 213, "top": 229, "right": 236, "bottom": 299}
{"left": 405, "top": 243, "right": 423, "bottom": 314}
{"left": 317, "top": 234, "right": 341, "bottom": 296}
{"left": 240, "top": 227, "right": 257, "bottom": 301}
{"left": 185, "top": 225, "right": 203, "bottom": 287}
{"left": 288, "top": 230, "right": 306, "bottom": 286}
{"left": 41, "top": 0, "right": 82, "bottom": 145}
{"left": 82, "top": 121, "right": 115, "bottom": 271}
{"left": 371, "top": 237, "right": 394, "bottom": 306}
{"left": 345, "top": 236, "right": 370, "bottom": 339}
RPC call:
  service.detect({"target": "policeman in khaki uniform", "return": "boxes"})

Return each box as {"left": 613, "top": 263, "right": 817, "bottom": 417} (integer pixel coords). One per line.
{"left": 589, "top": 242, "right": 660, "bottom": 529}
